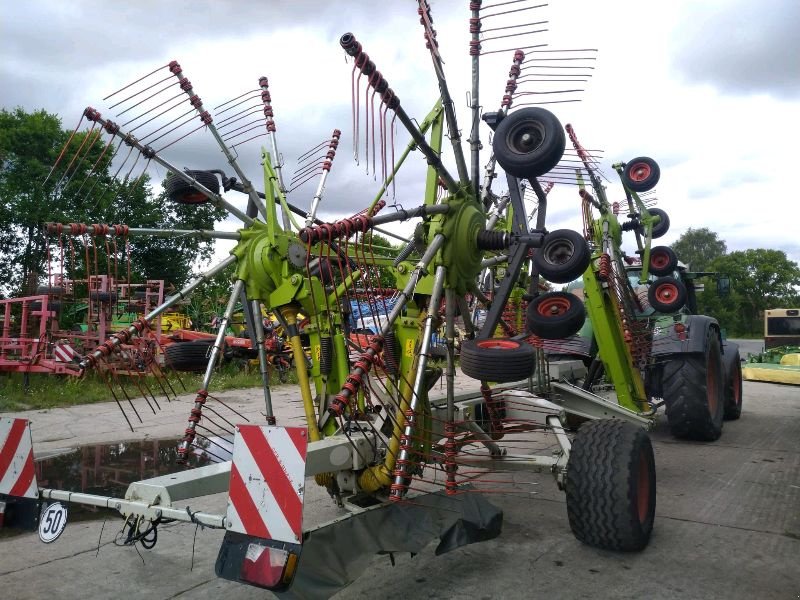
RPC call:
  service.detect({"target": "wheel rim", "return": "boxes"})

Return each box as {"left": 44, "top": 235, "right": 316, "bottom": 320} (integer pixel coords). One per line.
{"left": 543, "top": 238, "right": 575, "bottom": 267}
{"left": 637, "top": 452, "right": 650, "bottom": 523}
{"left": 536, "top": 296, "right": 571, "bottom": 318}
{"left": 628, "top": 162, "right": 651, "bottom": 182}
{"left": 654, "top": 282, "right": 678, "bottom": 305}
{"left": 707, "top": 351, "right": 719, "bottom": 414}
{"left": 476, "top": 339, "right": 519, "bottom": 350}
{"left": 179, "top": 192, "right": 209, "bottom": 204}
{"left": 506, "top": 120, "right": 545, "bottom": 155}
{"left": 651, "top": 250, "right": 670, "bottom": 270}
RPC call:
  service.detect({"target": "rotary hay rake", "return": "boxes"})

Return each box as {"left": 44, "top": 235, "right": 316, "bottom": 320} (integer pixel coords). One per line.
{"left": 3, "top": 2, "right": 664, "bottom": 596}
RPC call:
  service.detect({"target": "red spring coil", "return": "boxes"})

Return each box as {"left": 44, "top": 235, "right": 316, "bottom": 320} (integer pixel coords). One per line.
{"left": 444, "top": 423, "right": 457, "bottom": 495}
{"left": 598, "top": 253, "right": 611, "bottom": 281}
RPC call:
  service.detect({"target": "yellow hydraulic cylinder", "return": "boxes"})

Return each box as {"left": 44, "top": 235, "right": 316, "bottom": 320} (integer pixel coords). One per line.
{"left": 280, "top": 306, "right": 321, "bottom": 442}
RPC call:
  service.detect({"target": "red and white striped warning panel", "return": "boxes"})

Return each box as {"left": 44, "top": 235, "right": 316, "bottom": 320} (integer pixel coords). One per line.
{"left": 0, "top": 418, "right": 38, "bottom": 499}
{"left": 226, "top": 426, "right": 307, "bottom": 544}
{"left": 53, "top": 342, "right": 79, "bottom": 363}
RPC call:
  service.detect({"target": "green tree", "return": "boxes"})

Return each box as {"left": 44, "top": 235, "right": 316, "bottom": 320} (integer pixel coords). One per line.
{"left": 672, "top": 227, "right": 727, "bottom": 272}
{"left": 700, "top": 249, "right": 800, "bottom": 336}
{"left": 0, "top": 108, "right": 225, "bottom": 296}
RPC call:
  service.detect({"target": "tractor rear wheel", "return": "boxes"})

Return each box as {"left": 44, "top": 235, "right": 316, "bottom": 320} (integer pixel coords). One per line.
{"left": 722, "top": 343, "right": 743, "bottom": 420}
{"left": 662, "top": 329, "right": 725, "bottom": 440}
{"left": 565, "top": 419, "right": 656, "bottom": 551}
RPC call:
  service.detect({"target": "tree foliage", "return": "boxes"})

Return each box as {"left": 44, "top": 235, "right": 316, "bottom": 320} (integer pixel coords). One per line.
{"left": 672, "top": 227, "right": 727, "bottom": 272}
{"left": 698, "top": 248, "right": 800, "bottom": 335}
{"left": 0, "top": 108, "right": 226, "bottom": 297}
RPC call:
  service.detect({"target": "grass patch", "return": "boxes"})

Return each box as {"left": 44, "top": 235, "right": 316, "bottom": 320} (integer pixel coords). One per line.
{"left": 0, "top": 362, "right": 297, "bottom": 413}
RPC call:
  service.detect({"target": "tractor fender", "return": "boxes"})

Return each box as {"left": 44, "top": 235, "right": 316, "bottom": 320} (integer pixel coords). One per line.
{"left": 651, "top": 315, "right": 721, "bottom": 357}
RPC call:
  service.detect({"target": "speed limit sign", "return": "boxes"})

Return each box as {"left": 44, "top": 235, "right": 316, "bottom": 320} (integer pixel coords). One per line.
{"left": 38, "top": 502, "right": 68, "bottom": 543}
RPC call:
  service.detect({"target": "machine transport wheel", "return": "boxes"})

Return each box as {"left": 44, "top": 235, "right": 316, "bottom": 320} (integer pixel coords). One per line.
{"left": 565, "top": 419, "right": 656, "bottom": 551}
{"left": 460, "top": 338, "right": 536, "bottom": 383}
{"left": 29, "top": 301, "right": 62, "bottom": 311}
{"left": 89, "top": 291, "right": 115, "bottom": 302}
{"left": 36, "top": 285, "right": 64, "bottom": 296}
{"left": 722, "top": 343, "right": 743, "bottom": 420}
{"left": 492, "top": 107, "right": 565, "bottom": 179}
{"left": 647, "top": 277, "right": 687, "bottom": 313}
{"left": 622, "top": 156, "right": 660, "bottom": 192}
{"left": 648, "top": 246, "right": 678, "bottom": 276}
{"left": 164, "top": 339, "right": 216, "bottom": 372}
{"left": 526, "top": 292, "right": 586, "bottom": 339}
{"left": 533, "top": 229, "right": 591, "bottom": 284}
{"left": 662, "top": 328, "right": 725, "bottom": 440}
{"left": 648, "top": 208, "right": 670, "bottom": 239}
{"left": 165, "top": 169, "right": 220, "bottom": 204}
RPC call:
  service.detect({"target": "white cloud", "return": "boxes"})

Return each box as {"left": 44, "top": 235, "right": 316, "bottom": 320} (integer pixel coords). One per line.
{"left": 2, "top": 0, "right": 798, "bottom": 271}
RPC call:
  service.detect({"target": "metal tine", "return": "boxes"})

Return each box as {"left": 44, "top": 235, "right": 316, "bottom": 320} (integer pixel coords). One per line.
{"left": 165, "top": 61, "right": 267, "bottom": 221}
{"left": 417, "top": 0, "right": 469, "bottom": 184}
{"left": 293, "top": 139, "right": 333, "bottom": 173}
{"left": 258, "top": 77, "right": 293, "bottom": 229}
{"left": 213, "top": 89, "right": 261, "bottom": 115}
{"left": 78, "top": 107, "right": 254, "bottom": 225}
{"left": 479, "top": 24, "right": 549, "bottom": 45}
{"left": 74, "top": 132, "right": 120, "bottom": 196}
{"left": 52, "top": 124, "right": 101, "bottom": 194}
{"left": 513, "top": 98, "right": 582, "bottom": 106}
{"left": 222, "top": 121, "right": 268, "bottom": 143}
{"left": 480, "top": 0, "right": 548, "bottom": 21}
{"left": 43, "top": 114, "right": 89, "bottom": 185}
{"left": 127, "top": 98, "right": 192, "bottom": 133}
{"left": 108, "top": 74, "right": 175, "bottom": 110}
{"left": 230, "top": 133, "right": 268, "bottom": 150}
{"left": 215, "top": 102, "right": 263, "bottom": 127}
{"left": 341, "top": 32, "right": 459, "bottom": 193}
{"left": 296, "top": 139, "right": 332, "bottom": 163}
{"left": 102, "top": 62, "right": 172, "bottom": 101}
{"left": 114, "top": 82, "right": 180, "bottom": 118}
{"left": 480, "top": 42, "right": 547, "bottom": 56}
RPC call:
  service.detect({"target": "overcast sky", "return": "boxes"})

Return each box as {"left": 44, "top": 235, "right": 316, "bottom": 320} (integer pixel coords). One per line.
{"left": 2, "top": 0, "right": 799, "bottom": 268}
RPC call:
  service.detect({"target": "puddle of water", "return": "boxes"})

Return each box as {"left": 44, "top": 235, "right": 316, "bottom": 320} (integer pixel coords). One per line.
{"left": 1, "top": 436, "right": 233, "bottom": 539}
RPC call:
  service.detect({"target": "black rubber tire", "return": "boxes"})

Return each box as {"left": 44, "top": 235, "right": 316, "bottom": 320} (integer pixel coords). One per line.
{"left": 649, "top": 246, "right": 678, "bottom": 276}
{"left": 649, "top": 208, "right": 670, "bottom": 239}
{"left": 164, "top": 339, "right": 215, "bottom": 372}
{"left": 661, "top": 329, "right": 724, "bottom": 441}
{"left": 492, "top": 107, "right": 565, "bottom": 179}
{"left": 428, "top": 345, "right": 447, "bottom": 360}
{"left": 165, "top": 170, "right": 220, "bottom": 204}
{"left": 89, "top": 291, "right": 115, "bottom": 303}
{"left": 647, "top": 277, "right": 687, "bottom": 313}
{"left": 36, "top": 285, "right": 64, "bottom": 296}
{"left": 622, "top": 156, "right": 660, "bottom": 192}
{"left": 533, "top": 229, "right": 591, "bottom": 284}
{"left": 526, "top": 292, "right": 586, "bottom": 340}
{"left": 722, "top": 343, "right": 743, "bottom": 421}
{"left": 460, "top": 338, "right": 536, "bottom": 383}
{"left": 566, "top": 419, "right": 656, "bottom": 552}
{"left": 29, "top": 301, "right": 62, "bottom": 311}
